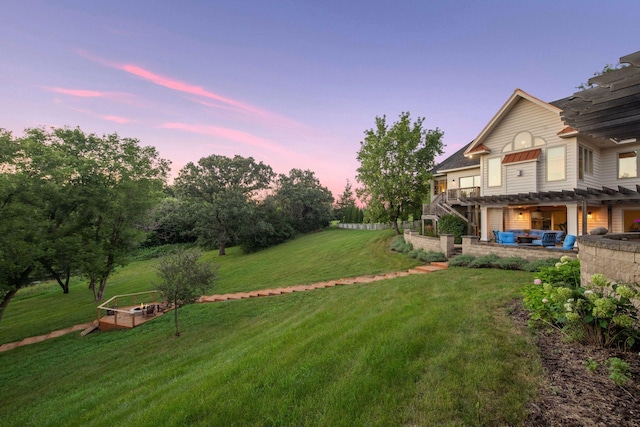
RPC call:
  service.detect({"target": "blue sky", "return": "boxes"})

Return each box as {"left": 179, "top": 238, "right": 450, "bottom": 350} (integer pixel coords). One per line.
{"left": 1, "top": 0, "right": 639, "bottom": 197}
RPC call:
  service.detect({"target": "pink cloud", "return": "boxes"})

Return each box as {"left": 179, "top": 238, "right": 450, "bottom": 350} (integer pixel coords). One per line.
{"left": 49, "top": 87, "right": 107, "bottom": 97}
{"left": 160, "top": 122, "right": 290, "bottom": 155}
{"left": 102, "top": 115, "right": 134, "bottom": 124}
{"left": 76, "top": 50, "right": 303, "bottom": 129}
{"left": 47, "top": 86, "right": 139, "bottom": 106}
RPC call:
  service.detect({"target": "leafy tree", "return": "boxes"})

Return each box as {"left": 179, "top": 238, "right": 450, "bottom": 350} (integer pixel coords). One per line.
{"left": 155, "top": 248, "right": 218, "bottom": 336}
{"left": 174, "top": 155, "right": 274, "bottom": 255}
{"left": 356, "top": 112, "right": 443, "bottom": 234}
{"left": 0, "top": 127, "right": 170, "bottom": 309}
{"left": 143, "top": 197, "right": 198, "bottom": 246}
{"left": 273, "top": 169, "right": 334, "bottom": 233}
{"left": 238, "top": 197, "right": 296, "bottom": 253}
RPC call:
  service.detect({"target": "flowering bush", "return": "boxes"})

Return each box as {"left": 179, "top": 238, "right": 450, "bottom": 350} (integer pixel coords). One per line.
{"left": 522, "top": 258, "right": 640, "bottom": 350}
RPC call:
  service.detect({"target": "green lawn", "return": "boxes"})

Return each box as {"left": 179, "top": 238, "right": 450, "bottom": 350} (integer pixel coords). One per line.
{"left": 0, "top": 229, "right": 419, "bottom": 344}
{"left": 0, "top": 229, "right": 541, "bottom": 426}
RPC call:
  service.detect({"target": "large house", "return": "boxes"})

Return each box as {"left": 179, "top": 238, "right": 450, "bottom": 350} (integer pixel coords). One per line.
{"left": 426, "top": 50, "right": 640, "bottom": 242}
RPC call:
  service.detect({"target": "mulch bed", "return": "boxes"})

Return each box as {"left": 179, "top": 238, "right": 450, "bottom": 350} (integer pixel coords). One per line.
{"left": 512, "top": 303, "right": 640, "bottom": 427}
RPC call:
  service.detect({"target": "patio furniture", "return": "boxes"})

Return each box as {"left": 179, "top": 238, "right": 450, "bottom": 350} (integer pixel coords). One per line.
{"left": 498, "top": 231, "right": 517, "bottom": 246}
{"left": 561, "top": 235, "right": 576, "bottom": 250}
{"left": 493, "top": 230, "right": 501, "bottom": 243}
{"left": 143, "top": 304, "right": 156, "bottom": 317}
{"left": 532, "top": 232, "right": 557, "bottom": 247}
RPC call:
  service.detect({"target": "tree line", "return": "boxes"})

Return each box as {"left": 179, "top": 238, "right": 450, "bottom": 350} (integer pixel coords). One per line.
{"left": 0, "top": 112, "right": 443, "bottom": 321}
{"left": 0, "top": 127, "right": 335, "bottom": 321}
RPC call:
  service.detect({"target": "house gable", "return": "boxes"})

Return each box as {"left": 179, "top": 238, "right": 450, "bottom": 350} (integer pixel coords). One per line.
{"left": 470, "top": 93, "right": 572, "bottom": 196}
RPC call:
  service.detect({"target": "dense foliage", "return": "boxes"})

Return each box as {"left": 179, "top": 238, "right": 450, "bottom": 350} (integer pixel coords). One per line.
{"left": 523, "top": 258, "right": 640, "bottom": 350}
{"left": 0, "top": 127, "right": 170, "bottom": 315}
{"left": 437, "top": 214, "right": 467, "bottom": 243}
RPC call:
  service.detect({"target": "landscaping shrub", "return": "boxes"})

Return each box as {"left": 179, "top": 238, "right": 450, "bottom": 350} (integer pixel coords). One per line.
{"left": 437, "top": 214, "right": 467, "bottom": 244}
{"left": 523, "top": 257, "right": 640, "bottom": 350}
{"left": 521, "top": 258, "right": 560, "bottom": 272}
{"left": 390, "top": 236, "right": 413, "bottom": 253}
{"left": 468, "top": 254, "right": 500, "bottom": 268}
{"left": 448, "top": 254, "right": 476, "bottom": 267}
{"left": 417, "top": 250, "right": 447, "bottom": 263}
{"left": 494, "top": 256, "right": 529, "bottom": 271}
{"left": 407, "top": 249, "right": 420, "bottom": 259}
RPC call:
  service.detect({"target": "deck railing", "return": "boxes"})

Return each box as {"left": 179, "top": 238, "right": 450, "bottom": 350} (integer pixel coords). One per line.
{"left": 97, "top": 290, "right": 161, "bottom": 329}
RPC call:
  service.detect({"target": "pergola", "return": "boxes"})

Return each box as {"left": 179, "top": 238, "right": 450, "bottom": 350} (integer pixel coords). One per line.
{"left": 460, "top": 185, "right": 640, "bottom": 234}
{"left": 561, "top": 51, "right": 640, "bottom": 142}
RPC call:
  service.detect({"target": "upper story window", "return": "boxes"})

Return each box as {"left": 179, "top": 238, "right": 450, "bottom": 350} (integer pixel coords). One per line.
{"left": 578, "top": 145, "right": 593, "bottom": 180}
{"left": 546, "top": 146, "right": 566, "bottom": 181}
{"left": 459, "top": 175, "right": 480, "bottom": 188}
{"left": 487, "top": 157, "right": 501, "bottom": 187}
{"left": 618, "top": 151, "right": 638, "bottom": 179}
{"left": 503, "top": 132, "right": 546, "bottom": 153}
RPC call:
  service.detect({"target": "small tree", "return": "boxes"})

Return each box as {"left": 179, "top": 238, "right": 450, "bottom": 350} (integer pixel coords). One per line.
{"left": 156, "top": 249, "right": 218, "bottom": 336}
{"left": 356, "top": 112, "right": 443, "bottom": 234}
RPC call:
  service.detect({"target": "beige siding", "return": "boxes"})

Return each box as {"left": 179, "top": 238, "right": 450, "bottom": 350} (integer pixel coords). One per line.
{"left": 487, "top": 208, "right": 504, "bottom": 234}
{"left": 480, "top": 98, "right": 569, "bottom": 196}
{"left": 600, "top": 143, "right": 640, "bottom": 189}
{"left": 576, "top": 138, "right": 602, "bottom": 189}
{"left": 445, "top": 167, "right": 480, "bottom": 190}
{"left": 505, "top": 161, "right": 538, "bottom": 194}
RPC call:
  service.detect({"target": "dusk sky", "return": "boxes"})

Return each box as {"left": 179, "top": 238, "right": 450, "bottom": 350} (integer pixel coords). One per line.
{"left": 1, "top": 0, "right": 639, "bottom": 198}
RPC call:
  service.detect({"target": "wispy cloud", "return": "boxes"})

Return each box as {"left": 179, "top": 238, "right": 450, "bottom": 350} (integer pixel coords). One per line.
{"left": 102, "top": 115, "right": 135, "bottom": 124}
{"left": 160, "top": 122, "right": 291, "bottom": 155}
{"left": 49, "top": 87, "right": 108, "bottom": 98}
{"left": 47, "top": 86, "right": 139, "bottom": 105}
{"left": 76, "top": 50, "right": 304, "bottom": 129}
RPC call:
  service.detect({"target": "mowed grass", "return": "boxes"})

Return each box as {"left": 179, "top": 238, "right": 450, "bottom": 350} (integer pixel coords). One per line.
{"left": 0, "top": 229, "right": 419, "bottom": 344}
{"left": 0, "top": 229, "right": 542, "bottom": 426}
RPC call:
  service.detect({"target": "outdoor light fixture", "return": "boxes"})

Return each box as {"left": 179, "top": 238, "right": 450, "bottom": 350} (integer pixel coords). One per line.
{"left": 587, "top": 211, "right": 593, "bottom": 219}
{"left": 518, "top": 212, "right": 523, "bottom": 220}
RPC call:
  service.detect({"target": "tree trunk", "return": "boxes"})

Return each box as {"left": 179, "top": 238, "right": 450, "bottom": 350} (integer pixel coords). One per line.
{"left": 218, "top": 229, "right": 226, "bottom": 256}
{"left": 174, "top": 304, "right": 180, "bottom": 336}
{"left": 49, "top": 267, "right": 70, "bottom": 294}
{"left": 95, "top": 275, "right": 109, "bottom": 301}
{"left": 0, "top": 288, "right": 18, "bottom": 323}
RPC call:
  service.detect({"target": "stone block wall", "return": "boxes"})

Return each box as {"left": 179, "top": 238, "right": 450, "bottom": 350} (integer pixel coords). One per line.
{"left": 578, "top": 235, "right": 640, "bottom": 286}
{"left": 404, "top": 230, "right": 455, "bottom": 258}
{"left": 461, "top": 236, "right": 578, "bottom": 262}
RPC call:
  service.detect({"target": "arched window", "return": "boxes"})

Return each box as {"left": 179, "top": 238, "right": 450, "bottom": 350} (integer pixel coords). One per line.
{"left": 503, "top": 131, "right": 546, "bottom": 152}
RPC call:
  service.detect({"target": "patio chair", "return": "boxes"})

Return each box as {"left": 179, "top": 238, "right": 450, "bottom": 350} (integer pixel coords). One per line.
{"left": 548, "top": 234, "right": 577, "bottom": 251}
{"left": 493, "top": 230, "right": 501, "bottom": 244}
{"left": 498, "top": 231, "right": 517, "bottom": 246}
{"left": 143, "top": 304, "right": 156, "bottom": 317}
{"left": 532, "top": 232, "right": 557, "bottom": 247}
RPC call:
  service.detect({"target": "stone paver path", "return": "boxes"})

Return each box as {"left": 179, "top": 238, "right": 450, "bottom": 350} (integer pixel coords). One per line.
{"left": 0, "top": 262, "right": 447, "bottom": 353}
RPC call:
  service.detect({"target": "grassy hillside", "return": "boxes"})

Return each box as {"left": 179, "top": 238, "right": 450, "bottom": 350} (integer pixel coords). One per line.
{"left": 0, "top": 229, "right": 418, "bottom": 344}
{"left": 0, "top": 229, "right": 541, "bottom": 426}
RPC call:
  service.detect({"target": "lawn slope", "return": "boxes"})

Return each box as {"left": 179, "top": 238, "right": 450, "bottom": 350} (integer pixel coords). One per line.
{"left": 0, "top": 229, "right": 541, "bottom": 426}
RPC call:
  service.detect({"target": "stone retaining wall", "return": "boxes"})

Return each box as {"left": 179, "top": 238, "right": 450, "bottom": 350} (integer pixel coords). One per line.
{"left": 461, "top": 236, "right": 578, "bottom": 262}
{"left": 402, "top": 232, "right": 578, "bottom": 262}
{"left": 578, "top": 234, "right": 640, "bottom": 286}
{"left": 404, "top": 230, "right": 455, "bottom": 257}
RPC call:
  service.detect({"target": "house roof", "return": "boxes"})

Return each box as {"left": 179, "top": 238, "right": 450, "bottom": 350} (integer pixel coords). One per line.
{"left": 502, "top": 148, "right": 541, "bottom": 164}
{"left": 464, "top": 89, "right": 562, "bottom": 156}
{"left": 431, "top": 142, "right": 479, "bottom": 175}
{"left": 560, "top": 50, "right": 640, "bottom": 142}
